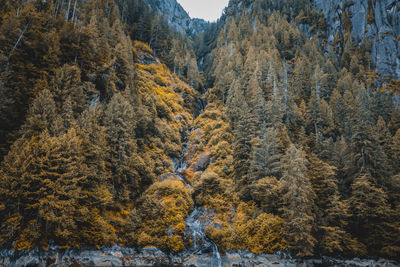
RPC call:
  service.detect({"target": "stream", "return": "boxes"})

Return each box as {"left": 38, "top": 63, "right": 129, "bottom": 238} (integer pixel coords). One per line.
{"left": 184, "top": 208, "right": 222, "bottom": 267}
{"left": 173, "top": 124, "right": 223, "bottom": 267}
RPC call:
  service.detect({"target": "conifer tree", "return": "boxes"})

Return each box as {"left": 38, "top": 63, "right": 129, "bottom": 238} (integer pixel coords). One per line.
{"left": 250, "top": 127, "right": 281, "bottom": 180}
{"left": 348, "top": 172, "right": 391, "bottom": 254}
{"left": 20, "top": 89, "right": 61, "bottom": 138}
{"left": 375, "top": 116, "right": 392, "bottom": 161}
{"left": 344, "top": 86, "right": 391, "bottom": 185}
{"left": 251, "top": 176, "right": 280, "bottom": 213}
{"left": 78, "top": 103, "right": 113, "bottom": 210}
{"left": 104, "top": 92, "right": 152, "bottom": 202}
{"left": 392, "top": 129, "right": 400, "bottom": 173}
{"left": 0, "top": 128, "right": 114, "bottom": 249}
{"left": 380, "top": 174, "right": 400, "bottom": 257}
{"left": 329, "top": 88, "right": 344, "bottom": 135}
{"left": 50, "top": 64, "right": 93, "bottom": 116}
{"left": 226, "top": 79, "right": 245, "bottom": 124}
{"left": 307, "top": 154, "right": 362, "bottom": 255}
{"left": 232, "top": 102, "right": 256, "bottom": 200}
{"left": 291, "top": 56, "right": 311, "bottom": 103}
{"left": 308, "top": 155, "right": 338, "bottom": 225}
{"left": 279, "top": 144, "right": 316, "bottom": 256}
{"left": 104, "top": 92, "right": 137, "bottom": 201}
{"left": 247, "top": 70, "right": 267, "bottom": 130}
{"left": 389, "top": 108, "right": 400, "bottom": 135}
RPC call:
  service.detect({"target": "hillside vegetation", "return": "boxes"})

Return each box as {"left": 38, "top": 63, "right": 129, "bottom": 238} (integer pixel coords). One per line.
{"left": 0, "top": 0, "right": 399, "bottom": 260}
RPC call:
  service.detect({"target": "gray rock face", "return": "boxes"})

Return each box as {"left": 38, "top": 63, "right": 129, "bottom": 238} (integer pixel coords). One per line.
{"left": 312, "top": 0, "right": 400, "bottom": 79}
{"left": 145, "top": 0, "right": 209, "bottom": 36}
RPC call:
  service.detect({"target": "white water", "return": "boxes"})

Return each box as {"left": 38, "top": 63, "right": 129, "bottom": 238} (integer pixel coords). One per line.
{"left": 184, "top": 207, "right": 222, "bottom": 267}
{"left": 174, "top": 126, "right": 223, "bottom": 267}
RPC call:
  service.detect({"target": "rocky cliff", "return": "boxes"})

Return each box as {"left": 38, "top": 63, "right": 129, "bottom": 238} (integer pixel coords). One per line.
{"left": 312, "top": 0, "right": 400, "bottom": 79}
{"left": 145, "top": 0, "right": 210, "bottom": 35}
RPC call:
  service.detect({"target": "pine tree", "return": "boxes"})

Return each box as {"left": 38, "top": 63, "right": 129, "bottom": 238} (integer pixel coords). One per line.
{"left": 308, "top": 154, "right": 338, "bottom": 224}
{"left": 342, "top": 89, "right": 355, "bottom": 138}
{"left": 0, "top": 128, "right": 115, "bottom": 249}
{"left": 380, "top": 174, "right": 400, "bottom": 257}
{"left": 104, "top": 92, "right": 136, "bottom": 200}
{"left": 104, "top": 92, "right": 152, "bottom": 202}
{"left": 232, "top": 102, "right": 256, "bottom": 201}
{"left": 20, "top": 89, "right": 61, "bottom": 138}
{"left": 345, "top": 86, "right": 391, "bottom": 185}
{"left": 250, "top": 127, "right": 281, "bottom": 180}
{"left": 226, "top": 79, "right": 245, "bottom": 124}
{"left": 348, "top": 172, "right": 391, "bottom": 254}
{"left": 251, "top": 176, "right": 280, "bottom": 213}
{"left": 375, "top": 116, "right": 392, "bottom": 164}
{"left": 279, "top": 144, "right": 316, "bottom": 256}
{"left": 78, "top": 103, "right": 113, "bottom": 210}
{"left": 247, "top": 69, "right": 267, "bottom": 130}
{"left": 391, "top": 129, "right": 400, "bottom": 173}
{"left": 331, "top": 136, "right": 350, "bottom": 194}
{"left": 307, "top": 154, "right": 361, "bottom": 255}
{"left": 50, "top": 64, "right": 94, "bottom": 116}
{"left": 329, "top": 88, "right": 345, "bottom": 135}
{"left": 291, "top": 56, "right": 311, "bottom": 103}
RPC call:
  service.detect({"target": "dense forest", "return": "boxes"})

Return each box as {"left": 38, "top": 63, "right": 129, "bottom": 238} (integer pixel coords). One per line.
{"left": 0, "top": 0, "right": 399, "bottom": 261}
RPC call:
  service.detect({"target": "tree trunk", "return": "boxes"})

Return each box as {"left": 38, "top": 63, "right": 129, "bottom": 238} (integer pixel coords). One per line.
{"left": 72, "top": 0, "right": 78, "bottom": 25}
{"left": 65, "top": 0, "right": 71, "bottom": 22}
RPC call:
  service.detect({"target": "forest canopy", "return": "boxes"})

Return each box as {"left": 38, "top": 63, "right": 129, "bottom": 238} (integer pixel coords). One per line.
{"left": 0, "top": 0, "right": 399, "bottom": 260}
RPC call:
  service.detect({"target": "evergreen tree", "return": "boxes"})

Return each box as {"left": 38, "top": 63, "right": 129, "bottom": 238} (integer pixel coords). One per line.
{"left": 50, "top": 64, "right": 94, "bottom": 116}
{"left": 78, "top": 103, "right": 113, "bottom": 210}
{"left": 249, "top": 127, "right": 281, "bottom": 180}
{"left": 232, "top": 102, "right": 256, "bottom": 200}
{"left": 331, "top": 136, "right": 350, "bottom": 193}
{"left": 251, "top": 176, "right": 280, "bottom": 213}
{"left": 247, "top": 69, "right": 267, "bottom": 130}
{"left": 392, "top": 129, "right": 400, "bottom": 173}
{"left": 0, "top": 129, "right": 115, "bottom": 249}
{"left": 279, "top": 144, "right": 316, "bottom": 256}
{"left": 375, "top": 116, "right": 392, "bottom": 162}
{"left": 307, "top": 154, "right": 363, "bottom": 255}
{"left": 348, "top": 172, "right": 391, "bottom": 254}
{"left": 345, "top": 86, "right": 391, "bottom": 186}
{"left": 104, "top": 92, "right": 152, "bottom": 202}
{"left": 380, "top": 174, "right": 400, "bottom": 257}
{"left": 20, "top": 89, "right": 61, "bottom": 138}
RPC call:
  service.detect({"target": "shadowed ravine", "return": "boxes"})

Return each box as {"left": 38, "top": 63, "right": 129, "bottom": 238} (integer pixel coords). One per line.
{"left": 172, "top": 97, "right": 224, "bottom": 267}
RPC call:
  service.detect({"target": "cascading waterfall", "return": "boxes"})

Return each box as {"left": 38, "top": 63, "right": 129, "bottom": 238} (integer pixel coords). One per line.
{"left": 212, "top": 242, "right": 222, "bottom": 267}
{"left": 173, "top": 125, "right": 223, "bottom": 267}
{"left": 184, "top": 207, "right": 222, "bottom": 267}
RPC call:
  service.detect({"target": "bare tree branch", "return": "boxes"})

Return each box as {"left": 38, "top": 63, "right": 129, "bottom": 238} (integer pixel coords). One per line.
{"left": 10, "top": 21, "right": 30, "bottom": 55}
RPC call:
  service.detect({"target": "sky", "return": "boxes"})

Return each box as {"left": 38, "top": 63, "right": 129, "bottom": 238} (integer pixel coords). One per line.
{"left": 177, "top": 0, "right": 230, "bottom": 22}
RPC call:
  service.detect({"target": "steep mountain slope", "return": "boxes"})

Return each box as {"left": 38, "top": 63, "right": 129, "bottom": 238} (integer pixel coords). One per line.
{"left": 145, "top": 0, "right": 209, "bottom": 35}
{"left": 0, "top": 0, "right": 200, "bottom": 251}
{"left": 312, "top": 0, "right": 400, "bottom": 79}
{"left": 0, "top": 0, "right": 400, "bottom": 265}
{"left": 192, "top": 0, "right": 400, "bottom": 258}
{"left": 200, "top": 0, "right": 400, "bottom": 82}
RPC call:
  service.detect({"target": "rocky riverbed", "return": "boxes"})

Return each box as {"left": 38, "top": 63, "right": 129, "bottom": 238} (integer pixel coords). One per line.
{"left": 1, "top": 246, "right": 399, "bottom": 267}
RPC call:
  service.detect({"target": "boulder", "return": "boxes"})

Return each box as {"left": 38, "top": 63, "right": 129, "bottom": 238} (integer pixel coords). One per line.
{"left": 192, "top": 150, "right": 212, "bottom": 172}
